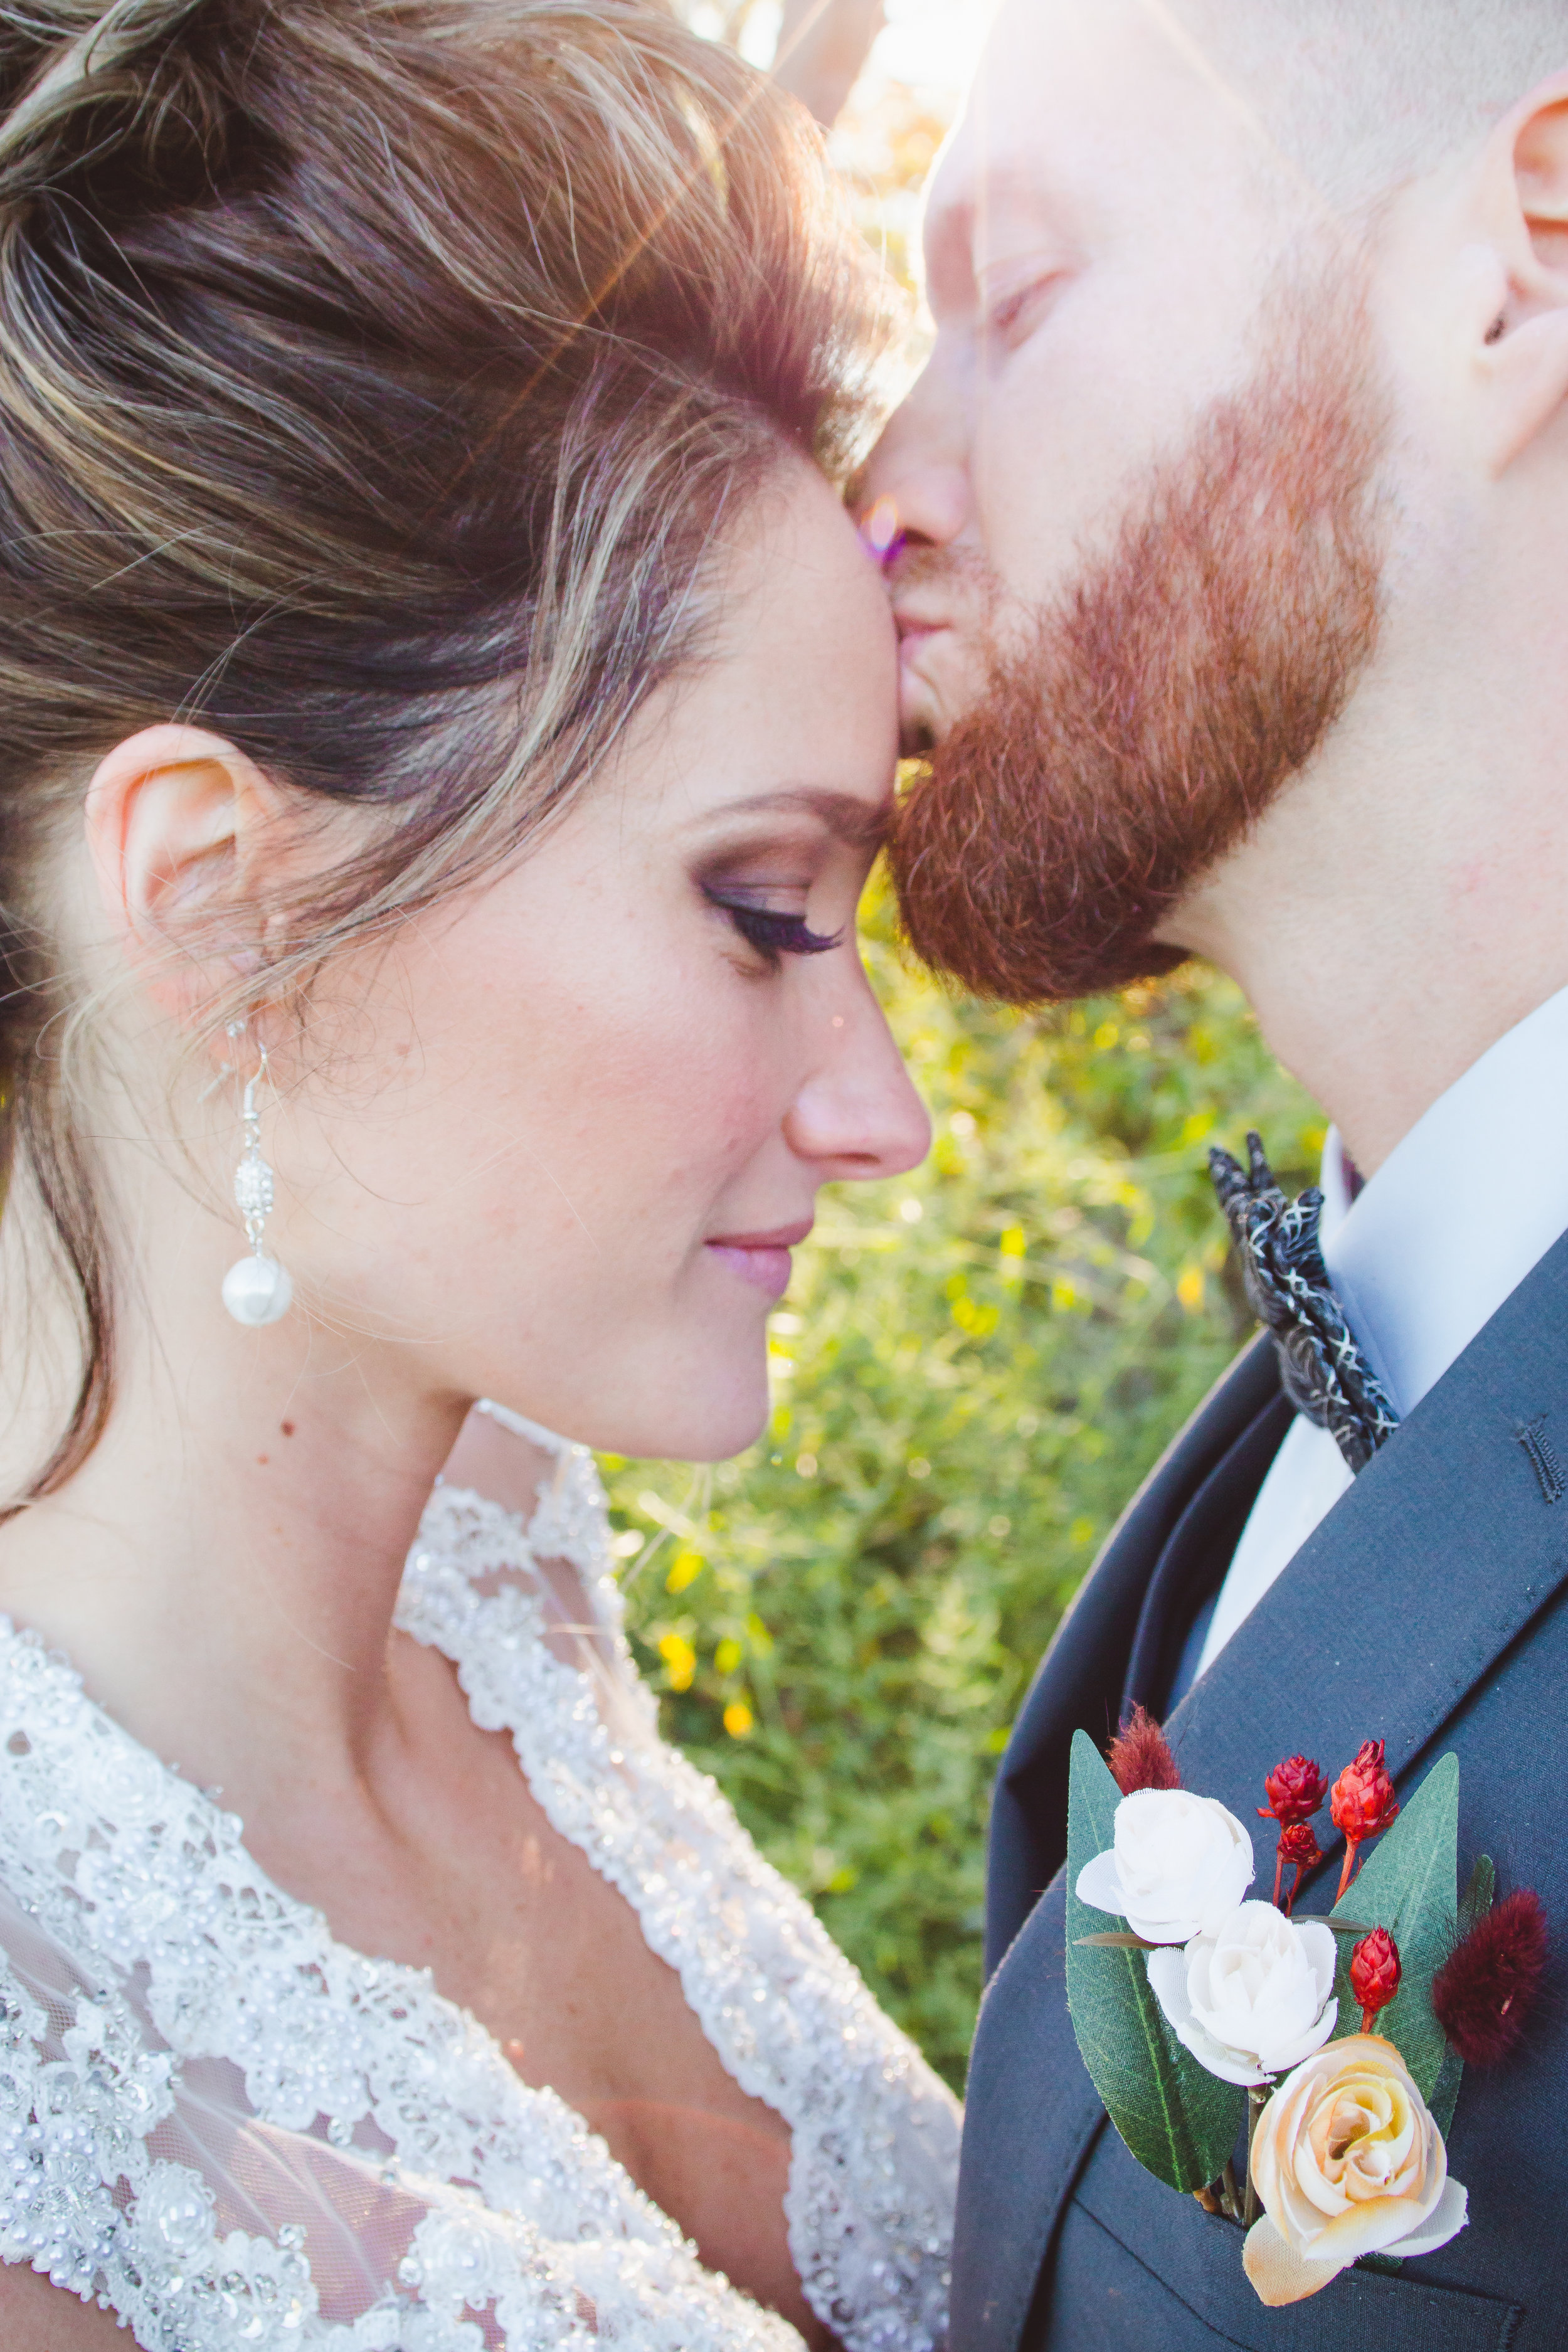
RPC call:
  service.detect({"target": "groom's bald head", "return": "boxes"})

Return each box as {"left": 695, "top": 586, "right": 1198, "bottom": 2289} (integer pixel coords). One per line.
{"left": 1179, "top": 0, "right": 1568, "bottom": 209}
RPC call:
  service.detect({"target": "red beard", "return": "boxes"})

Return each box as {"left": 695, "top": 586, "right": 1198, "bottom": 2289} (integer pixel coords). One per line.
{"left": 887, "top": 288, "right": 1389, "bottom": 1005}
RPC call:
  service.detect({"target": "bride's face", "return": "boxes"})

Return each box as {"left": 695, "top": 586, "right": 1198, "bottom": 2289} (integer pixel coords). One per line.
{"left": 274, "top": 461, "right": 928, "bottom": 1459}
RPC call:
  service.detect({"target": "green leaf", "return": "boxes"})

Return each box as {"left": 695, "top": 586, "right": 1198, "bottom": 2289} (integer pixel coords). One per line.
{"left": 1430, "top": 1853, "right": 1495, "bottom": 2137}
{"left": 1066, "top": 1730, "right": 1244, "bottom": 2192}
{"left": 1458, "top": 1852, "right": 1496, "bottom": 1939}
{"left": 1330, "top": 1752, "right": 1458, "bottom": 2099}
{"left": 1428, "top": 2042, "right": 1463, "bottom": 2139}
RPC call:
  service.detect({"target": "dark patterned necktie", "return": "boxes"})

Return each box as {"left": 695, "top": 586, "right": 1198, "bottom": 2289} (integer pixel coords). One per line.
{"left": 1209, "top": 1131, "right": 1398, "bottom": 1473}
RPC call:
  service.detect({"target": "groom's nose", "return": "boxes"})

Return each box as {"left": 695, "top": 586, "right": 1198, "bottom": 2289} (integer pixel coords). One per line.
{"left": 857, "top": 359, "right": 972, "bottom": 553}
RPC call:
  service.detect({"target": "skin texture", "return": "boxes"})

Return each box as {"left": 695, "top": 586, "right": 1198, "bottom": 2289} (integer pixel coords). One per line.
{"left": 0, "top": 458, "right": 928, "bottom": 2349}
{"left": 864, "top": 0, "right": 1568, "bottom": 1174}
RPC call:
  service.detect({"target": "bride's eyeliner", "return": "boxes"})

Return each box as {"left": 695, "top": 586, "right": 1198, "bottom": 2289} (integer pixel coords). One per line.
{"left": 701, "top": 882, "right": 844, "bottom": 963}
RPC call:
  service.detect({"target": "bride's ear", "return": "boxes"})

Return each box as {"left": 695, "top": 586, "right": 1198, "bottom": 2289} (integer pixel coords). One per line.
{"left": 83, "top": 724, "right": 294, "bottom": 1022}
{"left": 1473, "top": 73, "right": 1568, "bottom": 475}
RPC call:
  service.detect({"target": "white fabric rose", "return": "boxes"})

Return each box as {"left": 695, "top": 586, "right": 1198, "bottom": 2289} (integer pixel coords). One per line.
{"left": 1242, "top": 2034, "right": 1468, "bottom": 2306}
{"left": 1075, "top": 1789, "right": 1254, "bottom": 1944}
{"left": 1146, "top": 1900, "right": 1338, "bottom": 2085}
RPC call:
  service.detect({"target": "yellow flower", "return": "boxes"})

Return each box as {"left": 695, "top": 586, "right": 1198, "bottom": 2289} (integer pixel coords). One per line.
{"left": 1244, "top": 2035, "right": 1467, "bottom": 2306}
{"left": 657, "top": 1633, "right": 696, "bottom": 1692}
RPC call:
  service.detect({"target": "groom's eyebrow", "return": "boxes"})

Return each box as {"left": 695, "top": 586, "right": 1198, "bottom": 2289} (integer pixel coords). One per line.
{"left": 699, "top": 788, "right": 892, "bottom": 849}
{"left": 927, "top": 166, "right": 1071, "bottom": 317}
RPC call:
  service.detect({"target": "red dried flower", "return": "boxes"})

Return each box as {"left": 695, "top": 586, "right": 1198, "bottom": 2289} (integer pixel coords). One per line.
{"left": 1350, "top": 1927, "right": 1402, "bottom": 2032}
{"left": 1106, "top": 1704, "right": 1180, "bottom": 1796}
{"left": 1432, "top": 1888, "right": 1549, "bottom": 2067}
{"left": 1259, "top": 1754, "right": 1328, "bottom": 1827}
{"left": 1330, "top": 1740, "right": 1400, "bottom": 1899}
{"left": 1274, "top": 1821, "right": 1323, "bottom": 1915}
{"left": 1330, "top": 1740, "right": 1400, "bottom": 1841}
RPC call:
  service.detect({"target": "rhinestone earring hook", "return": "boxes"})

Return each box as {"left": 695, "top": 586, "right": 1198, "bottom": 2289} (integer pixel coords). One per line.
{"left": 221, "top": 1024, "right": 293, "bottom": 1327}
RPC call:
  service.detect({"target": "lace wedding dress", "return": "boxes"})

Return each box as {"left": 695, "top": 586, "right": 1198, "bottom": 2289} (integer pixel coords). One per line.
{"left": 0, "top": 1409, "right": 960, "bottom": 2351}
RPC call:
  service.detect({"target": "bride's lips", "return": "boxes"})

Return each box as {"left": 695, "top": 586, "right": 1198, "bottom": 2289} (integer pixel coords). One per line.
{"left": 705, "top": 1219, "right": 814, "bottom": 1298}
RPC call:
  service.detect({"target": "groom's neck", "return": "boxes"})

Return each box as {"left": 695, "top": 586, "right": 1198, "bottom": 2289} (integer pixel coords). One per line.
{"left": 1163, "top": 641, "right": 1568, "bottom": 1175}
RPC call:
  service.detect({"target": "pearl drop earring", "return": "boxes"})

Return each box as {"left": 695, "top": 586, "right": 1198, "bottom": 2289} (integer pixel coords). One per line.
{"left": 221, "top": 1027, "right": 293, "bottom": 1327}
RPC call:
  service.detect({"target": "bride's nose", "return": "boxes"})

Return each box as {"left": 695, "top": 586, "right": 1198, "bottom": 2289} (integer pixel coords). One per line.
{"left": 783, "top": 992, "right": 931, "bottom": 1182}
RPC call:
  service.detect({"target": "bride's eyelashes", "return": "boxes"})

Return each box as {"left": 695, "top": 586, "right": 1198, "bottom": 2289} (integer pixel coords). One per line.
{"left": 701, "top": 884, "right": 844, "bottom": 966}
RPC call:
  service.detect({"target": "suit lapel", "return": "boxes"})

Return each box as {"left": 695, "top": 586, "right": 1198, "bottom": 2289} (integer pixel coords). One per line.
{"left": 956, "top": 1226, "right": 1568, "bottom": 2352}
{"left": 986, "top": 1335, "right": 1281, "bottom": 1973}
{"left": 1168, "top": 1221, "right": 1568, "bottom": 1852}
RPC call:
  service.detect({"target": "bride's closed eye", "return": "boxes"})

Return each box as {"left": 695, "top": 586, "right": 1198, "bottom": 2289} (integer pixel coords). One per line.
{"left": 702, "top": 883, "right": 845, "bottom": 965}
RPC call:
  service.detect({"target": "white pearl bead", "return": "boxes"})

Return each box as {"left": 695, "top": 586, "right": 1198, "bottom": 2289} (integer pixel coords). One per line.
{"left": 221, "top": 1254, "right": 293, "bottom": 1327}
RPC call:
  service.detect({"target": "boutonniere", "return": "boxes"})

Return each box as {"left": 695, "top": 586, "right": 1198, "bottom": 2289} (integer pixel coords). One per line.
{"left": 1064, "top": 1710, "right": 1549, "bottom": 2309}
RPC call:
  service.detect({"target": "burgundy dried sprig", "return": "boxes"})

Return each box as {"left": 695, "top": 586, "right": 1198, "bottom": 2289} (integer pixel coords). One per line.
{"left": 1432, "top": 1888, "right": 1549, "bottom": 2067}
{"left": 1276, "top": 1822, "right": 1322, "bottom": 1916}
{"left": 1350, "top": 1927, "right": 1402, "bottom": 2033}
{"left": 1107, "top": 1705, "right": 1180, "bottom": 1796}
{"left": 1259, "top": 1755, "right": 1328, "bottom": 1828}
{"left": 1330, "top": 1740, "right": 1400, "bottom": 1900}
{"left": 1260, "top": 1755, "right": 1328, "bottom": 1907}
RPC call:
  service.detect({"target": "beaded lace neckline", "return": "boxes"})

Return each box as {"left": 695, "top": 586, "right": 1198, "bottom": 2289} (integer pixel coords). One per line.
{"left": 0, "top": 1418, "right": 958, "bottom": 2350}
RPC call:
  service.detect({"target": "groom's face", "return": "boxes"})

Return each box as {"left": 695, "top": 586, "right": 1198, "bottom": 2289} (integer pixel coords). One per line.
{"left": 866, "top": 0, "right": 1389, "bottom": 1001}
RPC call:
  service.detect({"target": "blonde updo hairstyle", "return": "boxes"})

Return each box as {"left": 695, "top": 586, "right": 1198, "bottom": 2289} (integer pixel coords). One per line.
{"left": 0, "top": 0, "right": 887, "bottom": 1497}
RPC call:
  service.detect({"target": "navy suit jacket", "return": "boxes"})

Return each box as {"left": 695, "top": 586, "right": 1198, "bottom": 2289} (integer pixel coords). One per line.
{"left": 953, "top": 1227, "right": 1568, "bottom": 2352}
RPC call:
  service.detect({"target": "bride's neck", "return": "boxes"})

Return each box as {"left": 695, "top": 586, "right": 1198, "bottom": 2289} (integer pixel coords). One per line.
{"left": 0, "top": 1218, "right": 465, "bottom": 1807}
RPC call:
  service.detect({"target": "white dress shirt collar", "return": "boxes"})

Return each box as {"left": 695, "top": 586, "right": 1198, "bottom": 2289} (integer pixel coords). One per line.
{"left": 1195, "top": 979, "right": 1568, "bottom": 1677}
{"left": 1320, "top": 978, "right": 1568, "bottom": 1417}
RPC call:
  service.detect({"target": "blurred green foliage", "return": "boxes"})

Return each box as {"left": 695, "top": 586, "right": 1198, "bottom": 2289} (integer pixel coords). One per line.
{"left": 603, "top": 886, "right": 1318, "bottom": 2092}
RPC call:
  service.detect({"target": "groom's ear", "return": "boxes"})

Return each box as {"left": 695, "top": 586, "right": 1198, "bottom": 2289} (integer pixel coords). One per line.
{"left": 1473, "top": 73, "right": 1568, "bottom": 475}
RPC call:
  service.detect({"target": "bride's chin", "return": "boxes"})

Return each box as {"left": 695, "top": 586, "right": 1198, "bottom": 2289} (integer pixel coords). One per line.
{"left": 545, "top": 1357, "right": 771, "bottom": 1469}
{"left": 665, "top": 1380, "right": 771, "bottom": 1467}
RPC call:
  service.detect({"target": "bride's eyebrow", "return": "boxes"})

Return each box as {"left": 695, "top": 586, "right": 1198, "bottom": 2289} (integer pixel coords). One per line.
{"left": 694, "top": 787, "right": 892, "bottom": 850}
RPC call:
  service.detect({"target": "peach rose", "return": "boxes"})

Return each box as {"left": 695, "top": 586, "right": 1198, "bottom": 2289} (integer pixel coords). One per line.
{"left": 1244, "top": 2034, "right": 1468, "bottom": 2306}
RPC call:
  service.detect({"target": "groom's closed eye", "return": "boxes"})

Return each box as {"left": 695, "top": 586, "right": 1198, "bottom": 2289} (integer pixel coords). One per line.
{"left": 980, "top": 261, "right": 1072, "bottom": 358}
{"left": 986, "top": 278, "right": 1061, "bottom": 352}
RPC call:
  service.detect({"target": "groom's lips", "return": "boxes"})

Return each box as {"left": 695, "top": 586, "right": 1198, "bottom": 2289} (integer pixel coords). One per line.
{"left": 893, "top": 606, "right": 951, "bottom": 671}
{"left": 894, "top": 606, "right": 948, "bottom": 645}
{"left": 894, "top": 606, "right": 955, "bottom": 736}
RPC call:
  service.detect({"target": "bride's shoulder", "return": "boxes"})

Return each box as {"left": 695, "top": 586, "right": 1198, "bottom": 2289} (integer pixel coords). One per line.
{"left": 0, "top": 2257, "right": 123, "bottom": 2348}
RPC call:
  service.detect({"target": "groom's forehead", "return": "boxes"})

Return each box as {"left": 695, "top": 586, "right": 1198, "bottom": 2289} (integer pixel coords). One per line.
{"left": 927, "top": 0, "right": 1251, "bottom": 275}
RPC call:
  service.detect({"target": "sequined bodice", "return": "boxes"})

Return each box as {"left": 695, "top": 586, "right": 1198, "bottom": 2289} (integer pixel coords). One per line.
{"left": 0, "top": 1413, "right": 958, "bottom": 2349}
